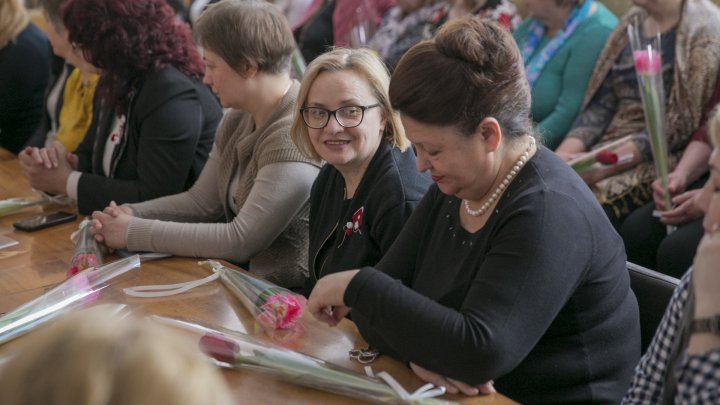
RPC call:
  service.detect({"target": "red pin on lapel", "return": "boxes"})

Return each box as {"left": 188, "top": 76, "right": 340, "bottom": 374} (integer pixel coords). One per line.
{"left": 352, "top": 207, "right": 363, "bottom": 234}
{"left": 338, "top": 206, "right": 364, "bottom": 247}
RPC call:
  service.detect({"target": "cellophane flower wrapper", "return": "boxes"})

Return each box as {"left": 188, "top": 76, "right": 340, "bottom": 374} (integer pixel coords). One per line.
{"left": 628, "top": 20, "right": 672, "bottom": 212}
{"left": 0, "top": 255, "right": 140, "bottom": 345}
{"left": 153, "top": 316, "right": 457, "bottom": 405}
{"left": 202, "top": 260, "right": 305, "bottom": 339}
{"left": 570, "top": 135, "right": 636, "bottom": 175}
{"left": 0, "top": 197, "right": 46, "bottom": 216}
{"left": 291, "top": 48, "right": 306, "bottom": 79}
{"left": 348, "top": 0, "right": 379, "bottom": 48}
{"left": 67, "top": 220, "right": 103, "bottom": 278}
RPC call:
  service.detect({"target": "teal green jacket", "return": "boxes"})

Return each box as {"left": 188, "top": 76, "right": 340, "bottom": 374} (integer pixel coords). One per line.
{"left": 514, "top": 3, "right": 617, "bottom": 149}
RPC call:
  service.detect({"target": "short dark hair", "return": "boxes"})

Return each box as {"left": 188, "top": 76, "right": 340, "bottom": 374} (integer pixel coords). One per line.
{"left": 389, "top": 18, "right": 532, "bottom": 140}
{"left": 194, "top": 0, "right": 295, "bottom": 75}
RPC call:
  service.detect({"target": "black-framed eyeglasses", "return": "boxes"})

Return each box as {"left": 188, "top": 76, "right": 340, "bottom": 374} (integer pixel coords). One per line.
{"left": 300, "top": 104, "right": 380, "bottom": 129}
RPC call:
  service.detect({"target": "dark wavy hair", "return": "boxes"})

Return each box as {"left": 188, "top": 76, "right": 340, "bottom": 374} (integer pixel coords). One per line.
{"left": 61, "top": 0, "right": 204, "bottom": 115}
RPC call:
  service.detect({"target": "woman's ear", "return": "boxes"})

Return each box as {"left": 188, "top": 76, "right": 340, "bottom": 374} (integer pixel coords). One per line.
{"left": 238, "top": 64, "right": 259, "bottom": 79}
{"left": 473, "top": 117, "right": 502, "bottom": 152}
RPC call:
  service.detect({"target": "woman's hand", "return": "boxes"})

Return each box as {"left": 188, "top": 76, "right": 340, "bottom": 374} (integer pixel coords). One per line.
{"left": 90, "top": 201, "right": 133, "bottom": 249}
{"left": 555, "top": 138, "right": 586, "bottom": 162}
{"left": 18, "top": 142, "right": 75, "bottom": 195}
{"left": 658, "top": 189, "right": 705, "bottom": 225}
{"left": 688, "top": 232, "right": 720, "bottom": 355}
{"left": 307, "top": 270, "right": 359, "bottom": 327}
{"left": 579, "top": 140, "right": 642, "bottom": 186}
{"left": 652, "top": 171, "right": 688, "bottom": 210}
{"left": 692, "top": 232, "right": 720, "bottom": 317}
{"left": 409, "top": 362, "right": 495, "bottom": 396}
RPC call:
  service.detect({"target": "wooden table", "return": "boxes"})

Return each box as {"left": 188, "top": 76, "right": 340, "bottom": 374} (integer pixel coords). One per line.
{"left": 0, "top": 149, "right": 516, "bottom": 404}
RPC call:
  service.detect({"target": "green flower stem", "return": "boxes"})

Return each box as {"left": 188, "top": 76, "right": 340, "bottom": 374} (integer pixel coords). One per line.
{"left": 639, "top": 74, "right": 672, "bottom": 211}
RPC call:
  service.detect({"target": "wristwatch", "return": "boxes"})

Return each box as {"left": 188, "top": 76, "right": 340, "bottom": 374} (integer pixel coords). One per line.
{"left": 691, "top": 315, "right": 720, "bottom": 335}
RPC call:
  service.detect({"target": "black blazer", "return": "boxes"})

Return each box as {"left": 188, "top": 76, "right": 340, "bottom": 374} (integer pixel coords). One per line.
{"left": 74, "top": 66, "right": 222, "bottom": 214}
{"left": 304, "top": 140, "right": 431, "bottom": 295}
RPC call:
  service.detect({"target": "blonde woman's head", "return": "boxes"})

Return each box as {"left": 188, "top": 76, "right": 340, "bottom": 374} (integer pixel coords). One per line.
{"left": 292, "top": 47, "right": 408, "bottom": 162}
{"left": 0, "top": 306, "right": 232, "bottom": 405}
{"left": 0, "top": 0, "right": 29, "bottom": 48}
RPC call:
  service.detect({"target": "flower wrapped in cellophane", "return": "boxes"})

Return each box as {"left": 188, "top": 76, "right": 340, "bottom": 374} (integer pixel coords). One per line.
{"left": 201, "top": 260, "right": 305, "bottom": 339}
{"left": 0, "top": 255, "right": 140, "bottom": 345}
{"left": 154, "top": 316, "right": 456, "bottom": 405}
{"left": 0, "top": 197, "right": 46, "bottom": 216}
{"left": 67, "top": 219, "right": 104, "bottom": 278}
{"left": 570, "top": 134, "right": 636, "bottom": 175}
{"left": 628, "top": 19, "right": 672, "bottom": 218}
{"left": 291, "top": 48, "right": 306, "bottom": 79}
{"left": 348, "top": 0, "right": 379, "bottom": 48}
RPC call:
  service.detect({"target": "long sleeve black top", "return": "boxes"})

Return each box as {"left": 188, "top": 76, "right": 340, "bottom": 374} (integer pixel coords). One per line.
{"left": 305, "top": 140, "right": 431, "bottom": 294}
{"left": 345, "top": 146, "right": 640, "bottom": 404}
{"left": 74, "top": 67, "right": 222, "bottom": 214}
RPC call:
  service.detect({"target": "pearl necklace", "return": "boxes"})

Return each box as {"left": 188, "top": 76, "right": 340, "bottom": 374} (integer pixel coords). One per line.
{"left": 463, "top": 136, "right": 536, "bottom": 217}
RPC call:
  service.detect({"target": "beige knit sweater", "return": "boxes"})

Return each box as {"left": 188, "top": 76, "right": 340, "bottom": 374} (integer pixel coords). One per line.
{"left": 126, "top": 82, "right": 320, "bottom": 288}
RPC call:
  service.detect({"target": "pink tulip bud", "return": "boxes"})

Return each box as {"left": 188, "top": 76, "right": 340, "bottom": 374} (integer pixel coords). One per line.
{"left": 199, "top": 333, "right": 238, "bottom": 365}
{"left": 633, "top": 50, "right": 661, "bottom": 75}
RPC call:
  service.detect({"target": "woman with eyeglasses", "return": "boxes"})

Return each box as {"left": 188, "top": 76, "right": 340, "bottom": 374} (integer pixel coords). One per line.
{"left": 306, "top": 20, "right": 639, "bottom": 403}
{"left": 291, "top": 48, "right": 430, "bottom": 295}
{"left": 91, "top": 0, "right": 320, "bottom": 288}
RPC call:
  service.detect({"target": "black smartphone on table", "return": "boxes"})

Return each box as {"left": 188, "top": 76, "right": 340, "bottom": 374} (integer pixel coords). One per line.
{"left": 13, "top": 211, "right": 77, "bottom": 232}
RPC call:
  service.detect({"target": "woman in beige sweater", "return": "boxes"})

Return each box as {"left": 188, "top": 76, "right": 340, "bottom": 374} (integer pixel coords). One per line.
{"left": 91, "top": 0, "right": 320, "bottom": 288}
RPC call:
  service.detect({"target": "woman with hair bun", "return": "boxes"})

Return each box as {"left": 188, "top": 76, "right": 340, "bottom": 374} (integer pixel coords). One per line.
{"left": 307, "top": 18, "right": 639, "bottom": 403}
{"left": 19, "top": 0, "right": 222, "bottom": 214}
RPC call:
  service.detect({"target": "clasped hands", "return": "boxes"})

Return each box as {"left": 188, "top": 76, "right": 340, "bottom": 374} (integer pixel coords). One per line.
{"left": 89, "top": 201, "right": 133, "bottom": 249}
{"left": 18, "top": 141, "right": 78, "bottom": 195}
{"left": 652, "top": 172, "right": 710, "bottom": 226}
{"left": 307, "top": 271, "right": 494, "bottom": 396}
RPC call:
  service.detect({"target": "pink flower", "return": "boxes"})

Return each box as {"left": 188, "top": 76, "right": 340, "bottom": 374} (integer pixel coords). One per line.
{"left": 67, "top": 266, "right": 80, "bottom": 278}
{"left": 68, "top": 253, "right": 100, "bottom": 278}
{"left": 199, "top": 333, "right": 238, "bottom": 365}
{"left": 67, "top": 273, "right": 100, "bottom": 304}
{"left": 257, "top": 295, "right": 306, "bottom": 330}
{"left": 633, "top": 50, "right": 661, "bottom": 75}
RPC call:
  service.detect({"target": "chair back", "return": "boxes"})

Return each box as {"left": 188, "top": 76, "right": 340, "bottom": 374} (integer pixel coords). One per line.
{"left": 627, "top": 261, "right": 680, "bottom": 354}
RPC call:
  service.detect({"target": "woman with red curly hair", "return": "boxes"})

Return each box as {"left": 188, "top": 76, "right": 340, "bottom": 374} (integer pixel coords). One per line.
{"left": 19, "top": 0, "right": 222, "bottom": 215}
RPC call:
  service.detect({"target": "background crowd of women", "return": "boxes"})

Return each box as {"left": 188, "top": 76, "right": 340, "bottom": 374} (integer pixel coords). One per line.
{"left": 1, "top": 0, "right": 720, "bottom": 403}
